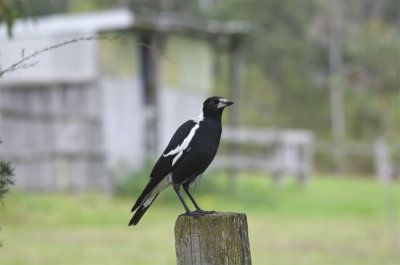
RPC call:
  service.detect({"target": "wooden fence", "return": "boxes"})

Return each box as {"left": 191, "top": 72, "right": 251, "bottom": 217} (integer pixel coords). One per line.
{"left": 315, "top": 139, "right": 399, "bottom": 180}
{"left": 214, "top": 127, "right": 314, "bottom": 186}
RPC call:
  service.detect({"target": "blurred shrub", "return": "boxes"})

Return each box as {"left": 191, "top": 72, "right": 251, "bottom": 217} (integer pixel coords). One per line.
{"left": 0, "top": 141, "right": 14, "bottom": 201}
{"left": 0, "top": 161, "right": 14, "bottom": 200}
{"left": 114, "top": 160, "right": 154, "bottom": 197}
{"left": 114, "top": 160, "right": 179, "bottom": 203}
{"left": 0, "top": 140, "right": 14, "bottom": 247}
{"left": 315, "top": 151, "right": 375, "bottom": 176}
{"left": 113, "top": 160, "right": 232, "bottom": 203}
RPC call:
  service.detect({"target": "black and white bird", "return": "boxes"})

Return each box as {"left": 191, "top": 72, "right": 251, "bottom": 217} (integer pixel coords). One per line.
{"left": 129, "top": 96, "right": 233, "bottom": 226}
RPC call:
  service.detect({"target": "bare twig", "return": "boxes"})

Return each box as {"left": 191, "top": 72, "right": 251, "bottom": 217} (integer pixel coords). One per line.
{"left": 0, "top": 35, "right": 176, "bottom": 78}
{"left": 0, "top": 36, "right": 101, "bottom": 77}
{"left": 136, "top": 41, "right": 176, "bottom": 65}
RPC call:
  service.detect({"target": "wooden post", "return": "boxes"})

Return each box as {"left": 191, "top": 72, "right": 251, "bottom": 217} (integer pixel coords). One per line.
{"left": 228, "top": 36, "right": 243, "bottom": 191}
{"left": 328, "top": 0, "right": 346, "bottom": 173}
{"left": 175, "top": 212, "right": 252, "bottom": 265}
{"left": 229, "top": 36, "right": 243, "bottom": 129}
{"left": 373, "top": 138, "right": 392, "bottom": 184}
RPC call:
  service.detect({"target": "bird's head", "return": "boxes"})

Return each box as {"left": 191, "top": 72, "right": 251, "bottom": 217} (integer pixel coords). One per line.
{"left": 202, "top": 96, "right": 233, "bottom": 118}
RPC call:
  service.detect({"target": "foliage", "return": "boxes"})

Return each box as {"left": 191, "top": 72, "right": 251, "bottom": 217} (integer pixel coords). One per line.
{"left": 114, "top": 161, "right": 154, "bottom": 197}
{"left": 0, "top": 0, "right": 23, "bottom": 37}
{"left": 209, "top": 0, "right": 399, "bottom": 142}
{"left": 345, "top": 21, "right": 400, "bottom": 140}
{"left": 0, "top": 161, "right": 13, "bottom": 200}
{"left": 207, "top": 1, "right": 330, "bottom": 132}
{"left": 0, "top": 140, "right": 13, "bottom": 247}
{"left": 0, "top": 141, "right": 13, "bottom": 201}
{"left": 205, "top": 0, "right": 399, "bottom": 173}
{"left": 114, "top": 160, "right": 179, "bottom": 203}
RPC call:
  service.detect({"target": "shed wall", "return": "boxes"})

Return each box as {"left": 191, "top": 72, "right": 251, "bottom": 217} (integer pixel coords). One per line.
{"left": 0, "top": 82, "right": 109, "bottom": 192}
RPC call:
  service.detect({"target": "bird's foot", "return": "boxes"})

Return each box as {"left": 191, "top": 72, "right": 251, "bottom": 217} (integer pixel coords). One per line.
{"left": 180, "top": 210, "right": 217, "bottom": 218}
{"left": 183, "top": 211, "right": 206, "bottom": 218}
{"left": 194, "top": 209, "right": 216, "bottom": 214}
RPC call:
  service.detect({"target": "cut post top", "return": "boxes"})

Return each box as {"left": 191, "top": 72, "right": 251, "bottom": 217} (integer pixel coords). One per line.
{"left": 175, "top": 212, "right": 252, "bottom": 265}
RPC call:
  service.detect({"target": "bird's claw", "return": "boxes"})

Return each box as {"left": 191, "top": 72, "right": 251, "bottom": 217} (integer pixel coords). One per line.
{"left": 183, "top": 210, "right": 215, "bottom": 218}
{"left": 183, "top": 210, "right": 216, "bottom": 218}
{"left": 185, "top": 211, "right": 204, "bottom": 218}
{"left": 195, "top": 209, "right": 216, "bottom": 214}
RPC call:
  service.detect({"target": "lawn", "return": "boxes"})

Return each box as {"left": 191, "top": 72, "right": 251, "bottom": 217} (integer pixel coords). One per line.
{"left": 0, "top": 174, "right": 399, "bottom": 265}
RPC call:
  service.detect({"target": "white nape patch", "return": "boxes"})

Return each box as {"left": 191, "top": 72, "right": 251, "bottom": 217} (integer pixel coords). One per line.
{"left": 163, "top": 123, "right": 200, "bottom": 159}
{"left": 191, "top": 108, "right": 204, "bottom": 124}
{"left": 143, "top": 174, "right": 172, "bottom": 207}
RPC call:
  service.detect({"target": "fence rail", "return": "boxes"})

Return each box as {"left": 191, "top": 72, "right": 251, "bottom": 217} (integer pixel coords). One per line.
{"left": 214, "top": 127, "right": 314, "bottom": 186}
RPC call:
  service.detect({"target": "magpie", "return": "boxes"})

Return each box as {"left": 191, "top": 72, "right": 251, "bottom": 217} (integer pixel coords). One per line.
{"left": 129, "top": 96, "right": 233, "bottom": 226}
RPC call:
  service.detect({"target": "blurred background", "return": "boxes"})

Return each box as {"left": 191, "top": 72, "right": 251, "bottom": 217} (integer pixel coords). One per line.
{"left": 0, "top": 0, "right": 399, "bottom": 264}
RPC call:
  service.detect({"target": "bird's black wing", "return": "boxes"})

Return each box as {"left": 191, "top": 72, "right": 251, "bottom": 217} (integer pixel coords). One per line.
{"left": 130, "top": 120, "right": 198, "bottom": 216}
{"left": 149, "top": 119, "right": 198, "bottom": 179}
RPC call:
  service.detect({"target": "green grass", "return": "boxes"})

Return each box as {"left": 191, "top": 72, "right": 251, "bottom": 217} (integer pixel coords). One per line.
{"left": 1, "top": 174, "right": 399, "bottom": 265}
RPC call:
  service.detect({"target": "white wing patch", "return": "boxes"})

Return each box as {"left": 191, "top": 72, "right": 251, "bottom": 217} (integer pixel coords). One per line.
{"left": 172, "top": 151, "right": 183, "bottom": 166}
{"left": 162, "top": 123, "right": 199, "bottom": 165}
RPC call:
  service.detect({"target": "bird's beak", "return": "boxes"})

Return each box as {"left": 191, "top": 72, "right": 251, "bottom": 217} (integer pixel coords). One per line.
{"left": 217, "top": 98, "right": 234, "bottom": 109}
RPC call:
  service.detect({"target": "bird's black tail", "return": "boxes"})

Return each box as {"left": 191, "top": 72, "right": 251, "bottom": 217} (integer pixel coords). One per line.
{"left": 129, "top": 174, "right": 170, "bottom": 226}
{"left": 129, "top": 194, "right": 159, "bottom": 226}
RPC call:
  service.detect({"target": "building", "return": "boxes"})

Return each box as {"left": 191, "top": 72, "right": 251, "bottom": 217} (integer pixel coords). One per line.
{"left": 0, "top": 9, "right": 250, "bottom": 192}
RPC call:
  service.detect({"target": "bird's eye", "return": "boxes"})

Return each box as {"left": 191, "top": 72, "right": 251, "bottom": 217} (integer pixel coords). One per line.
{"left": 209, "top": 100, "right": 215, "bottom": 105}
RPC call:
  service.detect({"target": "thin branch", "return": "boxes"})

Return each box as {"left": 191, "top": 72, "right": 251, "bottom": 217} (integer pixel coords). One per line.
{"left": 0, "top": 35, "right": 176, "bottom": 78}
{"left": 136, "top": 41, "right": 177, "bottom": 65}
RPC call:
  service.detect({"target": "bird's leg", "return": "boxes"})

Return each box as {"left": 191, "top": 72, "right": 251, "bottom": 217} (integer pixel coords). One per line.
{"left": 182, "top": 184, "right": 202, "bottom": 212}
{"left": 183, "top": 184, "right": 215, "bottom": 214}
{"left": 173, "top": 184, "right": 191, "bottom": 213}
{"left": 173, "top": 184, "right": 204, "bottom": 217}
{"left": 173, "top": 184, "right": 205, "bottom": 217}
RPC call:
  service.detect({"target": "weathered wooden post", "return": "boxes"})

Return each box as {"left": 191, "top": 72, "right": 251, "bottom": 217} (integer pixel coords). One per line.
{"left": 175, "top": 212, "right": 252, "bottom": 265}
